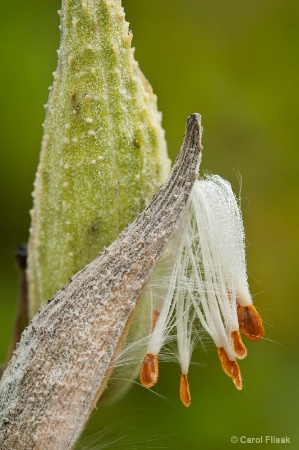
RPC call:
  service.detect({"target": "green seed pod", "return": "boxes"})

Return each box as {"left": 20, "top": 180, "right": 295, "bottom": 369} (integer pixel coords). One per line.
{"left": 27, "top": 0, "right": 170, "bottom": 317}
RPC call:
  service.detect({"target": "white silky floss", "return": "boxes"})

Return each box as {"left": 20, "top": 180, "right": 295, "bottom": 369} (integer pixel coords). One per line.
{"left": 139, "top": 175, "right": 264, "bottom": 406}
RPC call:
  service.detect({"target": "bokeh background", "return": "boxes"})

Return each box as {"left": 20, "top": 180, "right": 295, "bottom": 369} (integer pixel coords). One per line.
{"left": 0, "top": 0, "right": 298, "bottom": 449}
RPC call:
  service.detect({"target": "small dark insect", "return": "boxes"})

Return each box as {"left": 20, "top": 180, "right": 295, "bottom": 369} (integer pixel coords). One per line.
{"left": 15, "top": 244, "right": 27, "bottom": 271}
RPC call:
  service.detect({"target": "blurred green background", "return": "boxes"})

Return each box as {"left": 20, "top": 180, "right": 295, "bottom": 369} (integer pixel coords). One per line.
{"left": 0, "top": 0, "right": 298, "bottom": 449}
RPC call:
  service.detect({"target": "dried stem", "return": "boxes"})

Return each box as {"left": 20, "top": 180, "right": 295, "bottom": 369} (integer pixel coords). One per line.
{"left": 8, "top": 247, "right": 29, "bottom": 357}
{"left": 0, "top": 246, "right": 28, "bottom": 378}
{"left": 0, "top": 114, "right": 202, "bottom": 450}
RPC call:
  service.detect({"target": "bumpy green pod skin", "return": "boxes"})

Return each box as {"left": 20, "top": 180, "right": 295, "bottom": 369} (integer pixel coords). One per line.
{"left": 27, "top": 0, "right": 170, "bottom": 318}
